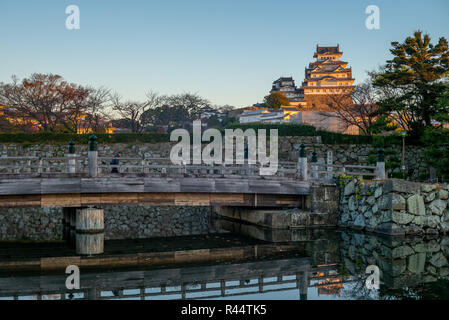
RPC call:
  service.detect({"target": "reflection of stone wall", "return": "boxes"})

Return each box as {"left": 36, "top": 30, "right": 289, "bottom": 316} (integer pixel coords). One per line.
{"left": 104, "top": 206, "right": 212, "bottom": 240}
{"left": 212, "top": 217, "right": 341, "bottom": 266}
{"left": 0, "top": 206, "right": 212, "bottom": 241}
{"left": 339, "top": 230, "right": 449, "bottom": 290}
{"left": 339, "top": 179, "right": 449, "bottom": 235}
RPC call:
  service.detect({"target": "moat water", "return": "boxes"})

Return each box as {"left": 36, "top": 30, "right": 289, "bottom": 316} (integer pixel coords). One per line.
{"left": 1, "top": 216, "right": 449, "bottom": 300}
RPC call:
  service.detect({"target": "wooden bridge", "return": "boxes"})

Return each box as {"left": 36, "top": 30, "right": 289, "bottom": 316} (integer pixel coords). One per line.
{"left": 0, "top": 155, "right": 309, "bottom": 208}
{"left": 0, "top": 146, "right": 382, "bottom": 209}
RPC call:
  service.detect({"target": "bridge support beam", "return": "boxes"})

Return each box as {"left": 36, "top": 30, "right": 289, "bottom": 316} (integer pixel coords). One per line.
{"left": 297, "top": 271, "right": 309, "bottom": 300}
{"left": 69, "top": 208, "right": 77, "bottom": 247}
{"left": 75, "top": 208, "right": 104, "bottom": 255}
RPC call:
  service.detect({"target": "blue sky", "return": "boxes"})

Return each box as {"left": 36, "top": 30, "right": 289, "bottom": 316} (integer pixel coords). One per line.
{"left": 1, "top": 0, "right": 448, "bottom": 107}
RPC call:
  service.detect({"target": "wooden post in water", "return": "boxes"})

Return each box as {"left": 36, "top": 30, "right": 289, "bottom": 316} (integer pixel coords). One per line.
{"left": 62, "top": 207, "right": 72, "bottom": 241}
{"left": 87, "top": 288, "right": 100, "bottom": 300}
{"left": 298, "top": 271, "right": 308, "bottom": 300}
{"left": 69, "top": 207, "right": 77, "bottom": 247}
{"left": 75, "top": 207, "right": 104, "bottom": 255}
{"left": 88, "top": 135, "right": 98, "bottom": 177}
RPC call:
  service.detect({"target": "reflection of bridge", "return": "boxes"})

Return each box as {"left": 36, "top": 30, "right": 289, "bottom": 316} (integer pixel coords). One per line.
{"left": 0, "top": 257, "right": 342, "bottom": 300}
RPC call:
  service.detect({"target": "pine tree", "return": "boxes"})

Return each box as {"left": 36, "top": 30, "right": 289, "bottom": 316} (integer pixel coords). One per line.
{"left": 373, "top": 31, "right": 449, "bottom": 137}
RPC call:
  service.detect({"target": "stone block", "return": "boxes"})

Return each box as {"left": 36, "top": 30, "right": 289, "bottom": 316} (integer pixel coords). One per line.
{"left": 407, "top": 194, "right": 426, "bottom": 216}
{"left": 407, "top": 253, "right": 426, "bottom": 274}
{"left": 438, "top": 189, "right": 449, "bottom": 200}
{"left": 421, "top": 184, "right": 437, "bottom": 193}
{"left": 344, "top": 180, "right": 356, "bottom": 196}
{"left": 392, "top": 211, "right": 414, "bottom": 225}
{"left": 383, "top": 179, "right": 420, "bottom": 195}
{"left": 429, "top": 199, "right": 447, "bottom": 216}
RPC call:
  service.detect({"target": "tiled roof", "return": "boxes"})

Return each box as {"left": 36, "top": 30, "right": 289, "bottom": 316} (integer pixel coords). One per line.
{"left": 315, "top": 45, "right": 341, "bottom": 54}
{"left": 309, "top": 61, "right": 348, "bottom": 67}
{"left": 305, "top": 76, "right": 354, "bottom": 81}
{"left": 273, "top": 77, "right": 294, "bottom": 83}
{"left": 240, "top": 109, "right": 265, "bottom": 116}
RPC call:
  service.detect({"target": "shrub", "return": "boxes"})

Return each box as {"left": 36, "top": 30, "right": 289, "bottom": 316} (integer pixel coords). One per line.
{"left": 0, "top": 133, "right": 170, "bottom": 144}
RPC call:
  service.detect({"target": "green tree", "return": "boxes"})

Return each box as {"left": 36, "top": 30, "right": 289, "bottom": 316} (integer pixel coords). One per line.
{"left": 422, "top": 127, "right": 449, "bottom": 181}
{"left": 263, "top": 92, "right": 290, "bottom": 110}
{"left": 140, "top": 105, "right": 190, "bottom": 129}
{"left": 372, "top": 31, "right": 449, "bottom": 137}
{"left": 367, "top": 115, "right": 398, "bottom": 134}
{"left": 434, "top": 85, "right": 449, "bottom": 124}
{"left": 206, "top": 115, "right": 222, "bottom": 128}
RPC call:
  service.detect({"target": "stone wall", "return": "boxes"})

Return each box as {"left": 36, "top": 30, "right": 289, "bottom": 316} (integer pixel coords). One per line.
{"left": 339, "top": 230, "right": 449, "bottom": 291}
{"left": 0, "top": 206, "right": 212, "bottom": 241}
{"left": 0, "top": 208, "right": 62, "bottom": 241}
{"left": 278, "top": 137, "right": 427, "bottom": 180}
{"left": 339, "top": 179, "right": 449, "bottom": 236}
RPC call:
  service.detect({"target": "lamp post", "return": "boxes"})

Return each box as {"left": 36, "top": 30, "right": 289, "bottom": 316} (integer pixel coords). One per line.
{"left": 401, "top": 131, "right": 407, "bottom": 179}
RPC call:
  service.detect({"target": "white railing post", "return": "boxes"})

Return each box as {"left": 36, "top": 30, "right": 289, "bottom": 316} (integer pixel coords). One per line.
{"left": 298, "top": 143, "right": 308, "bottom": 181}
{"left": 88, "top": 135, "right": 98, "bottom": 177}
{"left": 327, "top": 150, "right": 333, "bottom": 179}
{"left": 311, "top": 151, "right": 318, "bottom": 180}
{"left": 376, "top": 148, "right": 386, "bottom": 180}
{"left": 67, "top": 141, "right": 76, "bottom": 174}
{"left": 142, "top": 155, "right": 147, "bottom": 174}
{"left": 38, "top": 157, "right": 43, "bottom": 174}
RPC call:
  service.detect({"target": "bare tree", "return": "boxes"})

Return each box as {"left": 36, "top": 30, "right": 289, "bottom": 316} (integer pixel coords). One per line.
{"left": 110, "top": 90, "right": 162, "bottom": 133}
{"left": 0, "top": 74, "right": 90, "bottom": 132}
{"left": 163, "top": 92, "right": 210, "bottom": 120}
{"left": 320, "top": 81, "right": 379, "bottom": 135}
{"left": 84, "top": 87, "right": 112, "bottom": 133}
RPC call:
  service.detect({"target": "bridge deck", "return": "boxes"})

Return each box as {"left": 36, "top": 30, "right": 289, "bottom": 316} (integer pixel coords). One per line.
{"left": 0, "top": 175, "right": 310, "bottom": 208}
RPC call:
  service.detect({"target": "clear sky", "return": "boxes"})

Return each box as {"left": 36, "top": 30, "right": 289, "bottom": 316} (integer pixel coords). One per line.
{"left": 1, "top": 0, "right": 448, "bottom": 107}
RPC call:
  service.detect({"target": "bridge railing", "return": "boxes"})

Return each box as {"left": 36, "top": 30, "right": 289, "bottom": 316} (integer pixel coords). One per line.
{"left": 301, "top": 145, "right": 386, "bottom": 181}
{"left": 98, "top": 157, "right": 300, "bottom": 178}
{"left": 0, "top": 155, "right": 300, "bottom": 179}
{"left": 309, "top": 162, "right": 378, "bottom": 181}
{"left": 0, "top": 156, "right": 87, "bottom": 175}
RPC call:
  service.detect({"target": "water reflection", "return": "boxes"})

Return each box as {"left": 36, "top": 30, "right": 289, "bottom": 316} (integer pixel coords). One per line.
{"left": 1, "top": 219, "right": 449, "bottom": 300}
